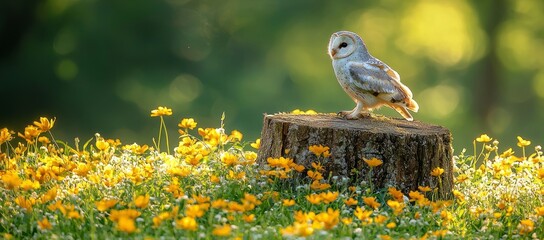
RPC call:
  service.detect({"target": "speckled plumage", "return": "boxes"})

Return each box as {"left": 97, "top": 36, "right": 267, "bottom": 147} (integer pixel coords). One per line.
{"left": 328, "top": 31, "right": 419, "bottom": 121}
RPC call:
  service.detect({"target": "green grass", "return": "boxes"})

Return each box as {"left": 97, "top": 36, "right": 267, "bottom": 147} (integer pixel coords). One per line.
{"left": 0, "top": 110, "right": 543, "bottom": 239}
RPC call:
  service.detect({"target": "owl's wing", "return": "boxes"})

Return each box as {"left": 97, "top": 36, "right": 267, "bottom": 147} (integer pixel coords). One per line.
{"left": 347, "top": 59, "right": 413, "bottom": 102}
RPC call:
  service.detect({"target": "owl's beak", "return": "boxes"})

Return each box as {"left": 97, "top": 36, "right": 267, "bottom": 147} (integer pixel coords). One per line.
{"left": 330, "top": 49, "right": 337, "bottom": 57}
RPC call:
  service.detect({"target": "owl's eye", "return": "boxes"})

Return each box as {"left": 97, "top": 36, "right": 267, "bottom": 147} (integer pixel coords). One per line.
{"left": 339, "top": 42, "right": 348, "bottom": 49}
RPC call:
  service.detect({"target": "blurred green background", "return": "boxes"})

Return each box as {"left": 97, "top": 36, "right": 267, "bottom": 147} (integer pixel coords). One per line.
{"left": 1, "top": 0, "right": 543, "bottom": 152}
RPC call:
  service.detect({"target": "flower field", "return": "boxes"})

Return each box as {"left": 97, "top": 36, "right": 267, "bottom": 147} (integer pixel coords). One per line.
{"left": 1, "top": 107, "right": 543, "bottom": 239}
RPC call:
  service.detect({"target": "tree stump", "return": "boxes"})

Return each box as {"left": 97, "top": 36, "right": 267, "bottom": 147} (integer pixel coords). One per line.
{"left": 257, "top": 114, "right": 454, "bottom": 199}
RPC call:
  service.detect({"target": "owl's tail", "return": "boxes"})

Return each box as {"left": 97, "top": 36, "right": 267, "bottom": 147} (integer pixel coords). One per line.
{"left": 390, "top": 98, "right": 418, "bottom": 121}
{"left": 391, "top": 105, "right": 414, "bottom": 121}
{"left": 406, "top": 98, "right": 419, "bottom": 112}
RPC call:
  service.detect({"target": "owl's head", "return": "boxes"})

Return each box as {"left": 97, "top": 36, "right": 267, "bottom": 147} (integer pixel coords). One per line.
{"left": 328, "top": 31, "right": 367, "bottom": 60}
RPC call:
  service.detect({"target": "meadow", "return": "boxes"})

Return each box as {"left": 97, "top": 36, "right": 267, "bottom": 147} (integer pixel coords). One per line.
{"left": 0, "top": 107, "right": 543, "bottom": 239}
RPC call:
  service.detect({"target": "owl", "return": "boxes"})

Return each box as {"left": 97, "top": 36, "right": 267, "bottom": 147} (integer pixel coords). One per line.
{"left": 328, "top": 31, "right": 419, "bottom": 121}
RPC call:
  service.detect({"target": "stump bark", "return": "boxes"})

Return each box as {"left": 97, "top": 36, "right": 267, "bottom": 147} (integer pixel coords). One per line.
{"left": 257, "top": 114, "right": 454, "bottom": 199}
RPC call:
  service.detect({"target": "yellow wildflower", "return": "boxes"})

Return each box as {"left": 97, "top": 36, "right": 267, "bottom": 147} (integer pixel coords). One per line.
{"left": 431, "top": 167, "right": 445, "bottom": 177}
{"left": 291, "top": 109, "right": 317, "bottom": 115}
{"left": 107, "top": 138, "right": 122, "bottom": 147}
{"left": 517, "top": 136, "right": 531, "bottom": 147}
{"left": 185, "top": 153, "right": 203, "bottom": 166}
{"left": 432, "top": 229, "right": 448, "bottom": 237}
{"left": 176, "top": 216, "right": 198, "bottom": 231}
{"left": 109, "top": 209, "right": 141, "bottom": 222}
{"left": 2, "top": 172, "right": 22, "bottom": 190}
{"left": 68, "top": 210, "right": 82, "bottom": 219}
{"left": 229, "top": 130, "right": 243, "bottom": 142}
{"left": 307, "top": 170, "right": 324, "bottom": 181}
{"left": 311, "top": 162, "right": 324, "bottom": 172}
{"left": 167, "top": 166, "right": 191, "bottom": 177}
{"left": 306, "top": 194, "right": 322, "bottom": 205}
{"left": 267, "top": 157, "right": 292, "bottom": 169}
{"left": 38, "top": 136, "right": 50, "bottom": 144}
{"left": 496, "top": 201, "right": 507, "bottom": 210}
{"left": 363, "top": 197, "right": 381, "bottom": 209}
{"left": 294, "top": 211, "right": 316, "bottom": 223}
{"left": 212, "top": 224, "right": 231, "bottom": 237}
{"left": 225, "top": 202, "right": 244, "bottom": 212}
{"left": 354, "top": 206, "right": 372, "bottom": 221}
{"left": 455, "top": 174, "right": 468, "bottom": 183}
{"left": 243, "top": 214, "right": 255, "bottom": 223}
{"left": 0, "top": 128, "right": 13, "bottom": 144}
{"left": 95, "top": 199, "right": 118, "bottom": 212}
{"left": 18, "top": 125, "right": 41, "bottom": 143}
{"left": 250, "top": 138, "right": 261, "bottom": 149}
{"left": 197, "top": 127, "right": 223, "bottom": 146}
{"left": 96, "top": 139, "right": 110, "bottom": 151}
{"left": 15, "top": 196, "right": 36, "bottom": 211}
{"left": 475, "top": 134, "right": 492, "bottom": 143}
{"left": 314, "top": 208, "right": 340, "bottom": 230}
{"left": 221, "top": 152, "right": 238, "bottom": 166}
{"left": 310, "top": 180, "right": 330, "bottom": 190}
{"left": 320, "top": 191, "right": 339, "bottom": 204}
{"left": 153, "top": 211, "right": 173, "bottom": 228}
{"left": 452, "top": 190, "right": 465, "bottom": 202}
{"left": 308, "top": 145, "right": 330, "bottom": 157}
{"left": 388, "top": 187, "right": 404, "bottom": 201}
{"left": 243, "top": 193, "right": 261, "bottom": 206}
{"left": 117, "top": 216, "right": 137, "bottom": 233}
{"left": 518, "top": 219, "right": 534, "bottom": 235}
{"left": 134, "top": 194, "right": 150, "bottom": 209}
{"left": 228, "top": 170, "right": 245, "bottom": 180}
{"left": 283, "top": 199, "right": 296, "bottom": 207}
{"left": 210, "top": 175, "right": 221, "bottom": 184}
{"left": 387, "top": 200, "right": 405, "bottom": 215}
{"left": 150, "top": 106, "right": 172, "bottom": 117}
{"left": 500, "top": 148, "right": 514, "bottom": 158}
{"left": 440, "top": 210, "right": 453, "bottom": 225}
{"left": 386, "top": 222, "right": 396, "bottom": 229}
{"left": 178, "top": 118, "right": 197, "bottom": 129}
{"left": 344, "top": 198, "right": 358, "bottom": 206}
{"left": 364, "top": 157, "right": 383, "bottom": 167}
{"left": 37, "top": 217, "right": 52, "bottom": 230}
{"left": 291, "top": 163, "right": 305, "bottom": 172}
{"left": 281, "top": 222, "right": 316, "bottom": 237}
{"left": 379, "top": 235, "right": 392, "bottom": 240}
{"left": 340, "top": 218, "right": 352, "bottom": 225}
{"left": 242, "top": 151, "right": 257, "bottom": 165}
{"left": 33, "top": 117, "right": 56, "bottom": 132}
{"left": 408, "top": 191, "right": 425, "bottom": 202}
{"left": 534, "top": 206, "right": 544, "bottom": 216}
{"left": 418, "top": 186, "right": 432, "bottom": 192}
{"left": 19, "top": 179, "right": 40, "bottom": 191}
{"left": 211, "top": 199, "right": 228, "bottom": 209}
{"left": 185, "top": 204, "right": 205, "bottom": 218}
{"left": 129, "top": 144, "right": 149, "bottom": 154}
{"left": 40, "top": 187, "right": 58, "bottom": 203}
{"left": 73, "top": 162, "right": 92, "bottom": 177}
{"left": 537, "top": 168, "right": 544, "bottom": 179}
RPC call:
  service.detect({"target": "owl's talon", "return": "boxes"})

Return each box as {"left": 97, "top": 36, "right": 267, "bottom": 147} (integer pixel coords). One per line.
{"left": 337, "top": 110, "right": 351, "bottom": 117}
{"left": 343, "top": 111, "right": 371, "bottom": 120}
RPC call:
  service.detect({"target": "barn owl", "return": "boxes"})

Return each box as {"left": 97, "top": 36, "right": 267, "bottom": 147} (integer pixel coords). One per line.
{"left": 328, "top": 31, "right": 419, "bottom": 121}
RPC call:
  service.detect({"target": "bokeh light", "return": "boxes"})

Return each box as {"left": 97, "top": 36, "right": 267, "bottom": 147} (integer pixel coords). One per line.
{"left": 1, "top": 0, "right": 543, "bottom": 151}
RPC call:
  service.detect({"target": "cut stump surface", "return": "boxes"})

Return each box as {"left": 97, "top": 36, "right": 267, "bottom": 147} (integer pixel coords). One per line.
{"left": 257, "top": 114, "right": 453, "bottom": 199}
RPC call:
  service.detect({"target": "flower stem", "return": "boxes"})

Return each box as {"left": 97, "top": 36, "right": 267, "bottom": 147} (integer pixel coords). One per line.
{"left": 161, "top": 116, "right": 170, "bottom": 155}
{"left": 156, "top": 117, "right": 162, "bottom": 153}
